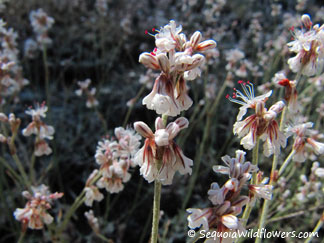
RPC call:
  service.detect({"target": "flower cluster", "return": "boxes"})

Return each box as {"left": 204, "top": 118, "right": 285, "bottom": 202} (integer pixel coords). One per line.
{"left": 187, "top": 150, "right": 272, "bottom": 242}
{"left": 228, "top": 81, "right": 287, "bottom": 157}
{"left": 29, "top": 8, "right": 54, "bottom": 46}
{"left": 0, "top": 19, "right": 29, "bottom": 104}
{"left": 84, "top": 127, "right": 141, "bottom": 206}
{"left": 75, "top": 79, "right": 99, "bottom": 108}
{"left": 134, "top": 117, "right": 193, "bottom": 185}
{"left": 287, "top": 14, "right": 324, "bottom": 76}
{"left": 22, "top": 103, "right": 55, "bottom": 156}
{"left": 139, "top": 20, "right": 216, "bottom": 116}
{"left": 0, "top": 112, "right": 21, "bottom": 145}
{"left": 14, "top": 184, "right": 63, "bottom": 230}
{"left": 296, "top": 162, "right": 323, "bottom": 202}
{"left": 84, "top": 210, "right": 100, "bottom": 234}
{"left": 286, "top": 121, "right": 324, "bottom": 162}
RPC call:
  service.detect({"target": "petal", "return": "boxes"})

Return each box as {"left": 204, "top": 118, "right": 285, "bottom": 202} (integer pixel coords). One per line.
{"left": 134, "top": 122, "right": 153, "bottom": 138}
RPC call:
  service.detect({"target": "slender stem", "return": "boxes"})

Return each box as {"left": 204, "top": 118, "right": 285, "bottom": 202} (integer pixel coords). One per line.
{"left": 255, "top": 107, "right": 287, "bottom": 243}
{"left": 42, "top": 44, "right": 50, "bottom": 108}
{"left": 304, "top": 212, "right": 323, "bottom": 243}
{"left": 12, "top": 154, "right": 30, "bottom": 188}
{"left": 151, "top": 178, "right": 162, "bottom": 243}
{"left": 56, "top": 173, "right": 102, "bottom": 237}
{"left": 29, "top": 152, "right": 36, "bottom": 183}
{"left": 181, "top": 80, "right": 227, "bottom": 211}
{"left": 17, "top": 230, "right": 26, "bottom": 243}
{"left": 123, "top": 84, "right": 146, "bottom": 128}
{"left": 151, "top": 114, "right": 168, "bottom": 243}
{"left": 239, "top": 138, "right": 260, "bottom": 232}
{"left": 278, "top": 149, "right": 295, "bottom": 177}
{"left": 0, "top": 157, "right": 22, "bottom": 183}
{"left": 251, "top": 138, "right": 260, "bottom": 185}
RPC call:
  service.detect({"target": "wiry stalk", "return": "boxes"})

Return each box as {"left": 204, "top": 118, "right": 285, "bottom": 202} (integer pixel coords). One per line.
{"left": 256, "top": 106, "right": 287, "bottom": 243}
{"left": 304, "top": 211, "right": 324, "bottom": 243}
{"left": 240, "top": 138, "right": 260, "bottom": 229}
{"left": 151, "top": 114, "right": 168, "bottom": 243}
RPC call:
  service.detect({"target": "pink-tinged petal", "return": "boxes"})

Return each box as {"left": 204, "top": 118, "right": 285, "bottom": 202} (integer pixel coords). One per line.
{"left": 196, "top": 40, "right": 217, "bottom": 51}
{"left": 189, "top": 31, "right": 202, "bottom": 49}
{"left": 174, "top": 117, "right": 189, "bottom": 129}
{"left": 157, "top": 53, "right": 170, "bottom": 74}
{"left": 155, "top": 117, "right": 165, "bottom": 130}
{"left": 307, "top": 138, "right": 324, "bottom": 155}
{"left": 165, "top": 122, "right": 180, "bottom": 141}
{"left": 134, "top": 122, "right": 153, "bottom": 138}
{"left": 139, "top": 52, "right": 160, "bottom": 70}
{"left": 187, "top": 208, "right": 211, "bottom": 230}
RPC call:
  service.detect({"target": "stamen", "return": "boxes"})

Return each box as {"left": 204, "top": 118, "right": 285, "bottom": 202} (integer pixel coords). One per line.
{"left": 227, "top": 80, "right": 256, "bottom": 106}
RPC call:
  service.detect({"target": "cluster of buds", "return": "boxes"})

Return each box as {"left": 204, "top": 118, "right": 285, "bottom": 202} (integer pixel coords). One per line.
{"left": 139, "top": 20, "right": 216, "bottom": 116}
{"left": 84, "top": 210, "right": 100, "bottom": 234}
{"left": 296, "top": 162, "right": 324, "bottom": 202}
{"left": 187, "top": 150, "right": 272, "bottom": 242}
{"left": 287, "top": 14, "right": 324, "bottom": 76}
{"left": 75, "top": 79, "right": 99, "bottom": 108}
{"left": 0, "top": 19, "right": 29, "bottom": 104}
{"left": 134, "top": 117, "right": 193, "bottom": 185}
{"left": 29, "top": 8, "right": 54, "bottom": 46}
{"left": 22, "top": 103, "right": 55, "bottom": 156}
{"left": 0, "top": 113, "right": 21, "bottom": 150}
{"left": 227, "top": 81, "right": 287, "bottom": 157}
{"left": 286, "top": 121, "right": 324, "bottom": 162}
{"left": 14, "top": 184, "right": 63, "bottom": 230}
{"left": 84, "top": 127, "right": 141, "bottom": 206}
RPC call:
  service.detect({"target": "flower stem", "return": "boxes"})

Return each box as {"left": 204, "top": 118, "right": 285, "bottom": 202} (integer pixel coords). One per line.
{"left": 240, "top": 138, "right": 260, "bottom": 230}
{"left": 42, "top": 44, "right": 50, "bottom": 108}
{"left": 56, "top": 173, "right": 101, "bottom": 238}
{"left": 151, "top": 178, "right": 162, "bottom": 243}
{"left": 17, "top": 230, "right": 26, "bottom": 243}
{"left": 181, "top": 80, "right": 227, "bottom": 211}
{"left": 278, "top": 149, "right": 295, "bottom": 177}
{"left": 151, "top": 114, "right": 168, "bottom": 243}
{"left": 123, "top": 83, "right": 146, "bottom": 127}
{"left": 304, "top": 211, "right": 324, "bottom": 243}
{"left": 255, "top": 107, "right": 287, "bottom": 243}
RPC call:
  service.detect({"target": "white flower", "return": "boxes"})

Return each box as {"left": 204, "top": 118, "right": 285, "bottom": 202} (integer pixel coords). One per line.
{"left": 84, "top": 186, "right": 104, "bottom": 207}
{"left": 187, "top": 208, "right": 211, "bottom": 230}
{"left": 134, "top": 117, "right": 192, "bottom": 185}
{"left": 14, "top": 185, "right": 63, "bottom": 230}
{"left": 155, "top": 20, "right": 182, "bottom": 52}
{"left": 226, "top": 81, "right": 272, "bottom": 121}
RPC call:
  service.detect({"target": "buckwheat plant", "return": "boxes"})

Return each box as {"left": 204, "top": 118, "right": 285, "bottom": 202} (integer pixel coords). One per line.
{"left": 14, "top": 184, "right": 63, "bottom": 230}
{"left": 55, "top": 126, "right": 141, "bottom": 240}
{"left": 135, "top": 20, "right": 216, "bottom": 242}
{"left": 187, "top": 150, "right": 272, "bottom": 242}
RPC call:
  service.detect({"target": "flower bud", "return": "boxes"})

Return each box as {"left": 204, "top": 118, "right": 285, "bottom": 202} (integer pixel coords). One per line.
{"left": 221, "top": 214, "right": 238, "bottom": 229}
{"left": 301, "top": 14, "right": 312, "bottom": 30}
{"left": 196, "top": 40, "right": 217, "bottom": 51}
{"left": 157, "top": 53, "right": 170, "bottom": 74}
{"left": 189, "top": 31, "right": 202, "bottom": 48}
{"left": 139, "top": 52, "right": 160, "bottom": 70}
{"left": 134, "top": 121, "right": 154, "bottom": 138}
